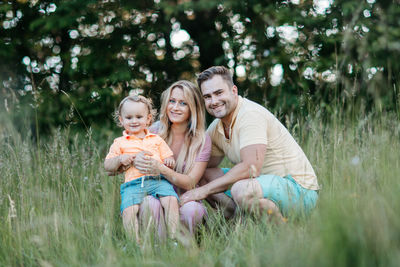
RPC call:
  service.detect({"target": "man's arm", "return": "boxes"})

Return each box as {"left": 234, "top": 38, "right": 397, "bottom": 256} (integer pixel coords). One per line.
{"left": 202, "top": 144, "right": 266, "bottom": 194}
{"left": 180, "top": 144, "right": 267, "bottom": 204}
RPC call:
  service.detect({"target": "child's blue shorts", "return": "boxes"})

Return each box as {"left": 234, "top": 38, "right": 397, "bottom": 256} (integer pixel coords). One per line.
{"left": 120, "top": 175, "right": 179, "bottom": 214}
{"left": 222, "top": 168, "right": 318, "bottom": 217}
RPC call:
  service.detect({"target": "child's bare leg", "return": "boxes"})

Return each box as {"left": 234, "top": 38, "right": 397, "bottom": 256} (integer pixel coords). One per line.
{"left": 159, "top": 196, "right": 179, "bottom": 239}
{"left": 122, "top": 205, "right": 140, "bottom": 243}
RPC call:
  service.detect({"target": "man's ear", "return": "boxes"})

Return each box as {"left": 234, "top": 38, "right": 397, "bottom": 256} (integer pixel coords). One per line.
{"left": 232, "top": 85, "right": 238, "bottom": 95}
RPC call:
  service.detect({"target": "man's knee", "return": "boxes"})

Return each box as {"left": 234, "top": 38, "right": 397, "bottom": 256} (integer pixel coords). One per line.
{"left": 231, "top": 180, "right": 262, "bottom": 208}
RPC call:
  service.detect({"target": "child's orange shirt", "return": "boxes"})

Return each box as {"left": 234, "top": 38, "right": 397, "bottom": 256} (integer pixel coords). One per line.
{"left": 106, "top": 130, "right": 173, "bottom": 183}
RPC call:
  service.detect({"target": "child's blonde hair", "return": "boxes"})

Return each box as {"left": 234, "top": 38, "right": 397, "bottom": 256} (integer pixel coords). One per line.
{"left": 114, "top": 94, "right": 157, "bottom": 127}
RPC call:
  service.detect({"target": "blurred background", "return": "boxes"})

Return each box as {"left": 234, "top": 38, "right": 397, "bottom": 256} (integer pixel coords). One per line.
{"left": 1, "top": 0, "right": 399, "bottom": 136}
{"left": 2, "top": 3, "right": 400, "bottom": 265}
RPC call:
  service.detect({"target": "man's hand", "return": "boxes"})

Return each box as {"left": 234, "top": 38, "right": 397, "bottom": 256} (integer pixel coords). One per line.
{"left": 180, "top": 186, "right": 208, "bottom": 205}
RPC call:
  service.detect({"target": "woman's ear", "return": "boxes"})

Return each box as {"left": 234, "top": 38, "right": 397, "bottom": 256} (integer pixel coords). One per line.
{"left": 118, "top": 116, "right": 123, "bottom": 125}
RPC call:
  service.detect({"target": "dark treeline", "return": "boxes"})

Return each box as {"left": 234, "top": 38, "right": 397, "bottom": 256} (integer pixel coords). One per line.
{"left": 1, "top": 0, "right": 399, "bottom": 134}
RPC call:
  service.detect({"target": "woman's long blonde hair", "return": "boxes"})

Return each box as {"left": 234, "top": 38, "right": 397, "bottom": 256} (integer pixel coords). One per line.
{"left": 158, "top": 80, "right": 206, "bottom": 174}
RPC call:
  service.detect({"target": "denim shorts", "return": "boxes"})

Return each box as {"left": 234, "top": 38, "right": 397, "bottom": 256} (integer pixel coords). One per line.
{"left": 120, "top": 175, "right": 179, "bottom": 214}
{"left": 222, "top": 168, "right": 318, "bottom": 217}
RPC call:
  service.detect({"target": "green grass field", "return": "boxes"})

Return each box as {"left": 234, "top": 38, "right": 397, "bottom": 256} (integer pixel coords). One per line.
{"left": 1, "top": 111, "right": 400, "bottom": 267}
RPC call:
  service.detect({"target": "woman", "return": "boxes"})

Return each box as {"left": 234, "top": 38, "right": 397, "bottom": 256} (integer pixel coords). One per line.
{"left": 136, "top": 80, "right": 211, "bottom": 235}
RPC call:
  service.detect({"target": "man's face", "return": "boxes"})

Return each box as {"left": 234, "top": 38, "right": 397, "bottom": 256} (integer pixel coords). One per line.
{"left": 200, "top": 75, "right": 238, "bottom": 119}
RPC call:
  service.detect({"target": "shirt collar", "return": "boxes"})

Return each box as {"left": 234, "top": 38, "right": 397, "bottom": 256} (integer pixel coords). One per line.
{"left": 123, "top": 129, "right": 156, "bottom": 140}
{"left": 217, "top": 95, "right": 243, "bottom": 136}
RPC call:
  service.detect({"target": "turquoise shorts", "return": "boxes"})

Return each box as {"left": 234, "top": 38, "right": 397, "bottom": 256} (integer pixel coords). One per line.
{"left": 120, "top": 175, "right": 179, "bottom": 214}
{"left": 222, "top": 168, "right": 318, "bottom": 217}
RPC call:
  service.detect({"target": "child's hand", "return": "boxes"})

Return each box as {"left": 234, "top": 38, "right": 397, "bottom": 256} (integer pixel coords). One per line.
{"left": 163, "top": 157, "right": 175, "bottom": 169}
{"left": 119, "top": 154, "right": 135, "bottom": 166}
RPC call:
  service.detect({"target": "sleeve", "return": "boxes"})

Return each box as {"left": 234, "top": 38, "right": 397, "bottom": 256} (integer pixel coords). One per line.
{"left": 157, "top": 136, "right": 174, "bottom": 160}
{"left": 238, "top": 110, "right": 268, "bottom": 149}
{"left": 195, "top": 134, "right": 212, "bottom": 162}
{"left": 105, "top": 139, "right": 122, "bottom": 159}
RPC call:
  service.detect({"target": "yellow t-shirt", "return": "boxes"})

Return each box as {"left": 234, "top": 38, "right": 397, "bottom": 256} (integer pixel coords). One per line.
{"left": 106, "top": 130, "right": 173, "bottom": 183}
{"left": 206, "top": 96, "right": 319, "bottom": 190}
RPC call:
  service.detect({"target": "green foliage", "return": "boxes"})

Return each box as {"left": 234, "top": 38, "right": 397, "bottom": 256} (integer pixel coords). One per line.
{"left": 1, "top": 0, "right": 400, "bottom": 133}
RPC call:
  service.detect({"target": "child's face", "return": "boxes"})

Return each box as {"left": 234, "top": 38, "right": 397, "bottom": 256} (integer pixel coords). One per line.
{"left": 119, "top": 101, "right": 151, "bottom": 136}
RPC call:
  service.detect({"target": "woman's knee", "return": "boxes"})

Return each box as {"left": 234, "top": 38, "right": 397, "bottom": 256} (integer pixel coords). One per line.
{"left": 180, "top": 201, "right": 207, "bottom": 231}
{"left": 140, "top": 196, "right": 162, "bottom": 219}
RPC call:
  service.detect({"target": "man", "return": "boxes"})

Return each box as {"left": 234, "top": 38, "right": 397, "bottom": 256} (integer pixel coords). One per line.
{"left": 180, "top": 66, "right": 319, "bottom": 221}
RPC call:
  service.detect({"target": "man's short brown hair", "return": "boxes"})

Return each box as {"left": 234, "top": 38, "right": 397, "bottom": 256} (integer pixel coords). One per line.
{"left": 197, "top": 66, "right": 234, "bottom": 89}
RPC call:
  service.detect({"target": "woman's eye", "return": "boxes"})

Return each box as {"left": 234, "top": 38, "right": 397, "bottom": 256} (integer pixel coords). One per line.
{"left": 179, "top": 101, "right": 187, "bottom": 106}
{"left": 169, "top": 99, "right": 176, "bottom": 104}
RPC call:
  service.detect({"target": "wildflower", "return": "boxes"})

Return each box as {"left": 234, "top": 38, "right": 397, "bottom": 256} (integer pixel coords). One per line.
{"left": 4, "top": 99, "right": 9, "bottom": 112}
{"left": 7, "top": 194, "right": 16, "bottom": 219}
{"left": 351, "top": 156, "right": 360, "bottom": 165}
{"left": 249, "top": 164, "right": 257, "bottom": 178}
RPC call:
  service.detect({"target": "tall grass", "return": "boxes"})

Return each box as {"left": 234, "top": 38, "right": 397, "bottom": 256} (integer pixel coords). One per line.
{"left": 1, "top": 110, "right": 400, "bottom": 266}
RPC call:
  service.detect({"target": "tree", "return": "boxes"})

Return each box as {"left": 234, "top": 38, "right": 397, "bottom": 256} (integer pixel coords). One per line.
{"left": 1, "top": 0, "right": 399, "bottom": 134}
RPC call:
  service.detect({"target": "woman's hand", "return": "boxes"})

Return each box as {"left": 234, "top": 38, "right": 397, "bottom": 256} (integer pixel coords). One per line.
{"left": 134, "top": 151, "right": 161, "bottom": 175}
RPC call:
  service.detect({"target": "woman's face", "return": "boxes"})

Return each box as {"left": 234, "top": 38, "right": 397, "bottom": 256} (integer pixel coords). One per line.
{"left": 167, "top": 87, "right": 191, "bottom": 125}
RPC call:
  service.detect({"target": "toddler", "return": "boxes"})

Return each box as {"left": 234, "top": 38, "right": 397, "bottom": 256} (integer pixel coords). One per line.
{"left": 104, "top": 95, "right": 179, "bottom": 243}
